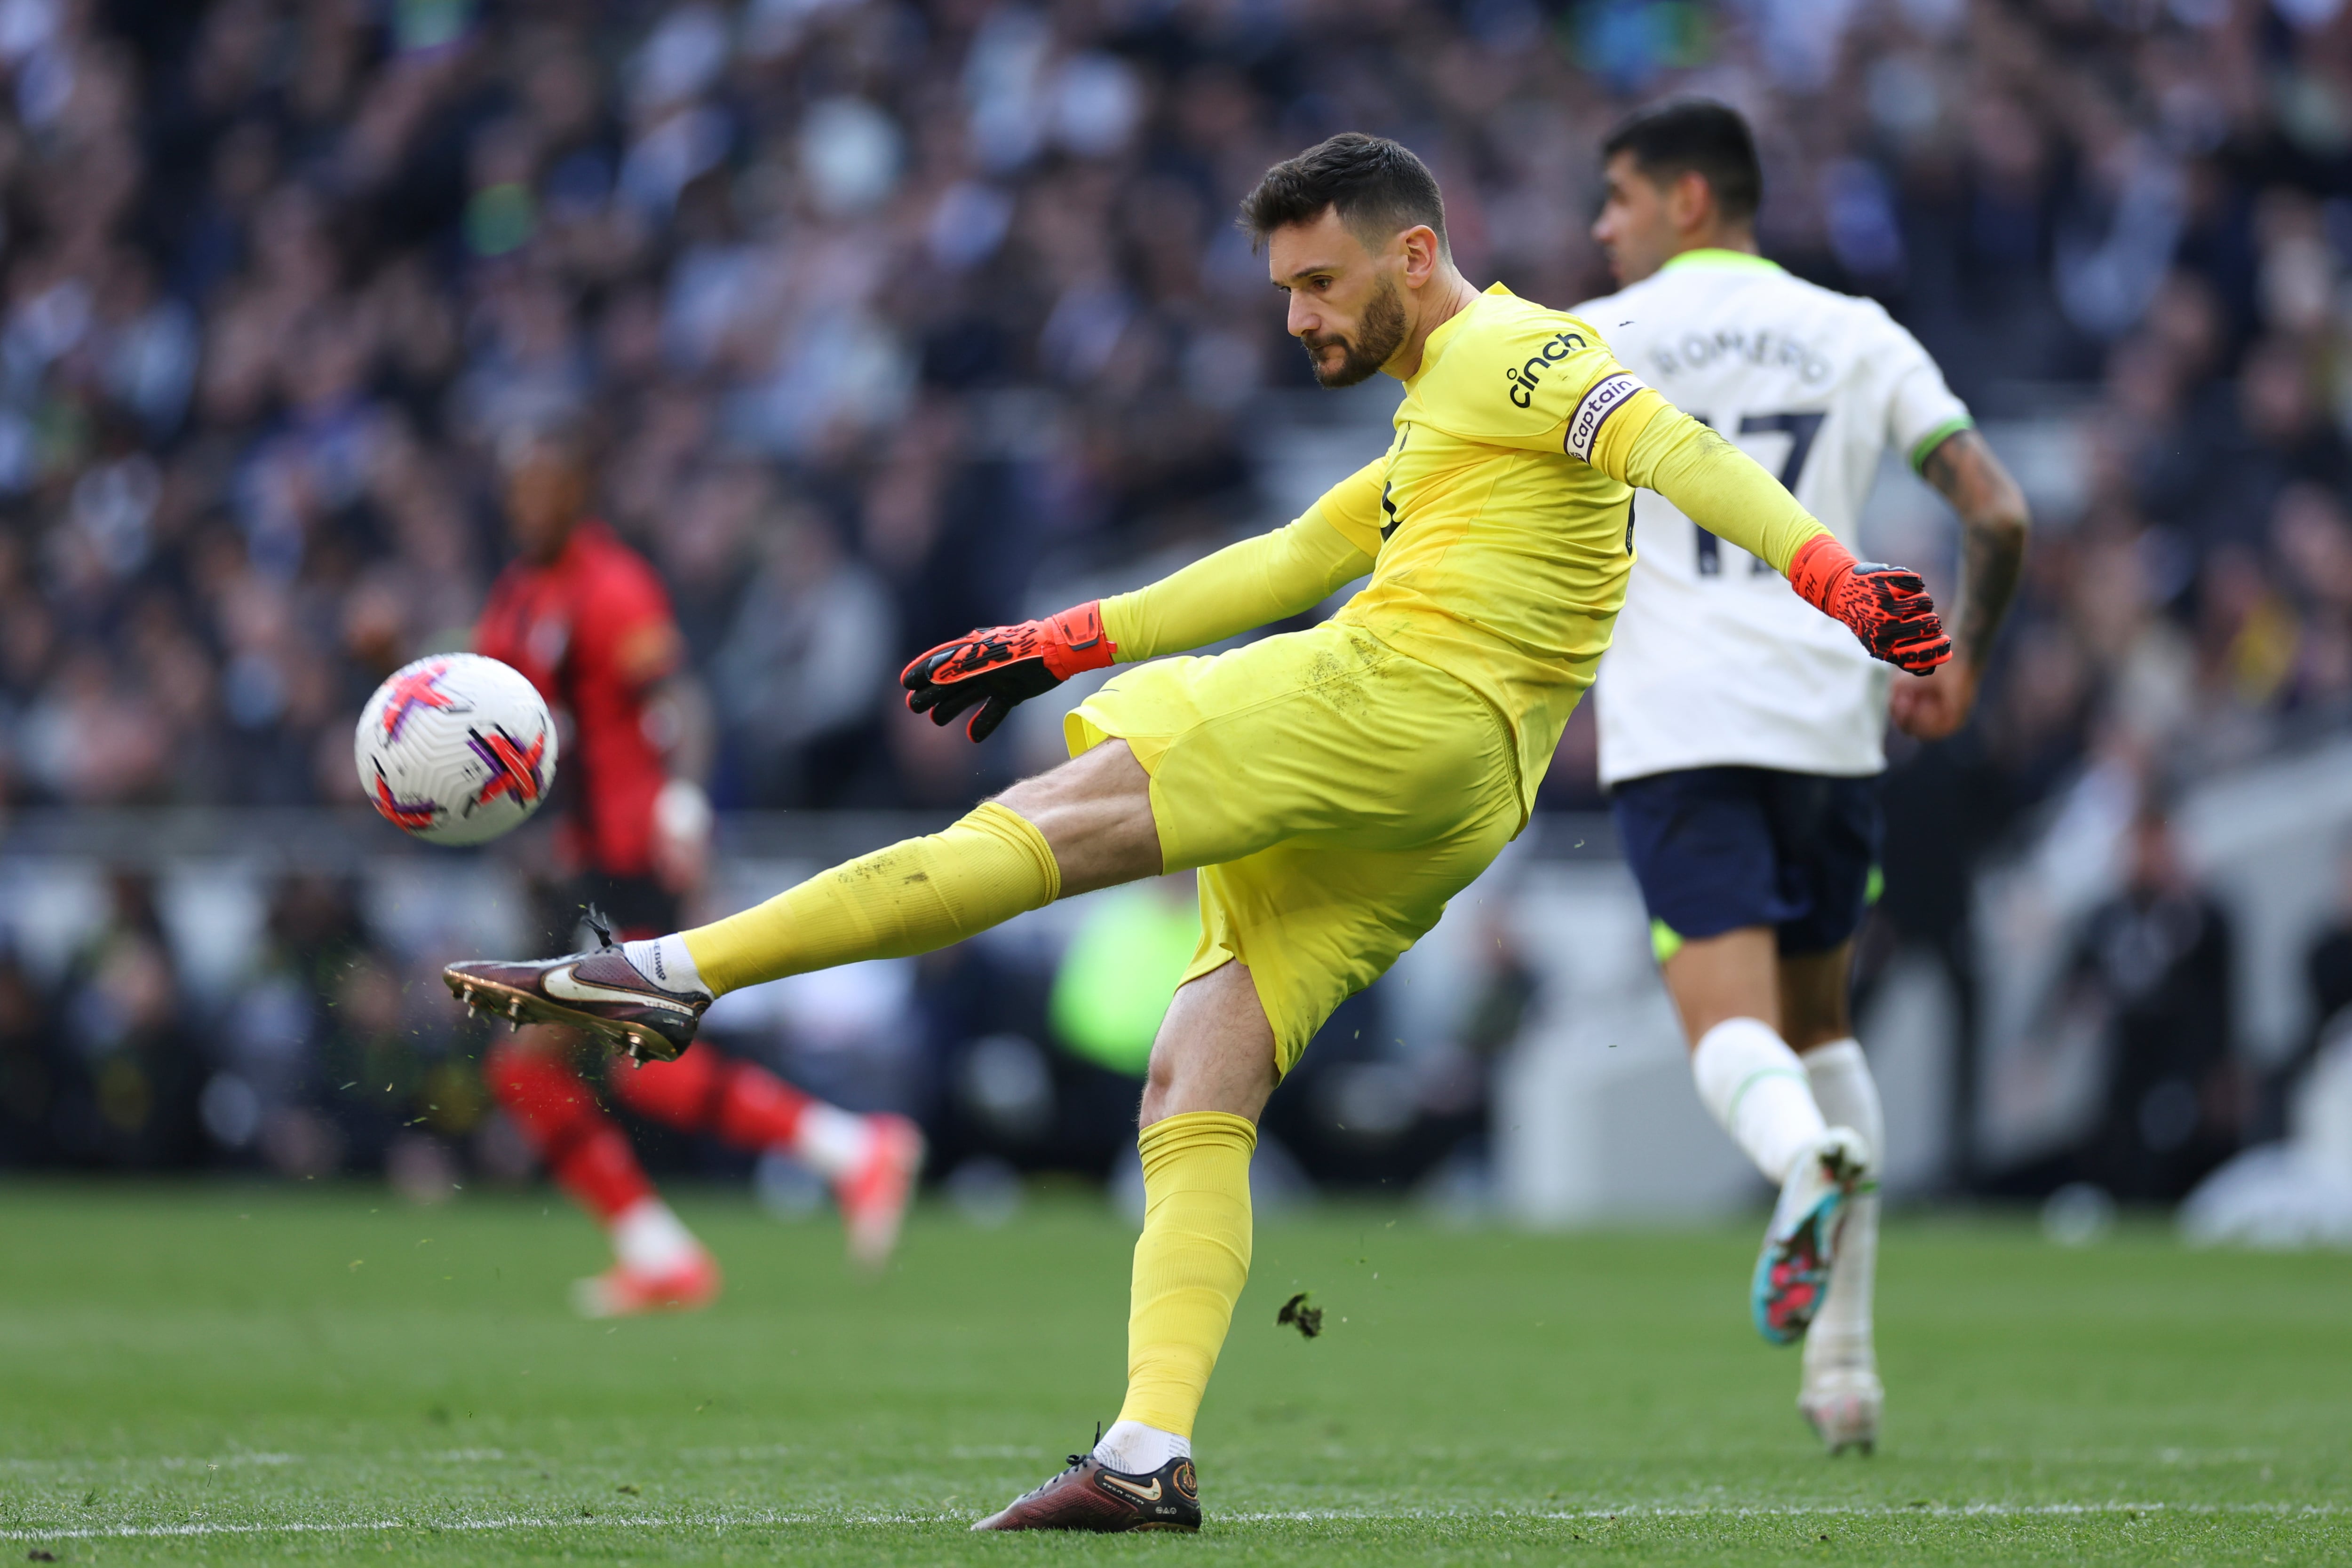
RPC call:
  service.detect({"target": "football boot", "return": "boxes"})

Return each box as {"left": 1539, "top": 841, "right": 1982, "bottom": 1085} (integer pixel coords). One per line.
{"left": 1799, "top": 1365, "right": 1883, "bottom": 1456}
{"left": 972, "top": 1441, "right": 1200, "bottom": 1533}
{"left": 1752, "top": 1127, "right": 1873, "bottom": 1345}
{"left": 838, "top": 1114, "right": 926, "bottom": 1271}
{"left": 571, "top": 1249, "right": 721, "bottom": 1319}
{"left": 445, "top": 914, "right": 705, "bottom": 1063}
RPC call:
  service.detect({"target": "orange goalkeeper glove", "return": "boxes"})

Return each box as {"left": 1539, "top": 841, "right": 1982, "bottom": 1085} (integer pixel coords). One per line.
{"left": 1788, "top": 534, "right": 1952, "bottom": 675}
{"left": 900, "top": 602, "right": 1118, "bottom": 742}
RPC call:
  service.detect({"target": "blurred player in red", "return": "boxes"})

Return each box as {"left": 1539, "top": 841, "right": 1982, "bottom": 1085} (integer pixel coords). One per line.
{"left": 473, "top": 423, "right": 923, "bottom": 1316}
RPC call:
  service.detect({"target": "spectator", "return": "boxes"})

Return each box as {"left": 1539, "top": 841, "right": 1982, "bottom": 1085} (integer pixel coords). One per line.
{"left": 209, "top": 874, "right": 372, "bottom": 1177}
{"left": 0, "top": 947, "right": 56, "bottom": 1165}
{"left": 711, "top": 494, "right": 896, "bottom": 808}
{"left": 50, "top": 872, "right": 203, "bottom": 1169}
{"left": 2062, "top": 806, "right": 2245, "bottom": 1204}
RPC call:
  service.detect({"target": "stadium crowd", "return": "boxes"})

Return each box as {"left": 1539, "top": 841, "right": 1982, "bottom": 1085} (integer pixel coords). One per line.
{"left": 6, "top": 0, "right": 2352, "bottom": 1190}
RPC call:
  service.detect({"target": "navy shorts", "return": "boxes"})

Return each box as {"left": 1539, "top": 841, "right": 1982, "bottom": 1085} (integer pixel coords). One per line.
{"left": 1608, "top": 766, "right": 1882, "bottom": 960}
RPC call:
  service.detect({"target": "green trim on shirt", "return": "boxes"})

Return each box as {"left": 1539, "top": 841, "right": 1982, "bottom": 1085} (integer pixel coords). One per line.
{"left": 1659, "top": 248, "right": 1785, "bottom": 276}
{"left": 1908, "top": 415, "right": 1975, "bottom": 474}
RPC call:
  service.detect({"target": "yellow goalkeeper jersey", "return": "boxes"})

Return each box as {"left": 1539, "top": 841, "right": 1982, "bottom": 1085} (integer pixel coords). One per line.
{"left": 1315, "top": 284, "right": 1668, "bottom": 810}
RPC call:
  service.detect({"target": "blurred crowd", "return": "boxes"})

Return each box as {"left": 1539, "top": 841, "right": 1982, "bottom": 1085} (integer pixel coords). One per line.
{"left": 7, "top": 0, "right": 2352, "bottom": 1190}
{"left": 0, "top": 0, "right": 2344, "bottom": 818}
{"left": 0, "top": 861, "right": 1522, "bottom": 1198}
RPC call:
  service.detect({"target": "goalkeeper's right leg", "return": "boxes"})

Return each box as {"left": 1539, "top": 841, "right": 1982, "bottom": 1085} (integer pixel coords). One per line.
{"left": 443, "top": 743, "right": 1161, "bottom": 1059}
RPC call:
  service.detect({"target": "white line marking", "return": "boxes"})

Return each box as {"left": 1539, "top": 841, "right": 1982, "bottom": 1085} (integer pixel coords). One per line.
{"left": 3, "top": 1501, "right": 2345, "bottom": 1541}
{"left": 1, "top": 1514, "right": 820, "bottom": 1543}
{"left": 1229, "top": 1504, "right": 2350, "bottom": 1521}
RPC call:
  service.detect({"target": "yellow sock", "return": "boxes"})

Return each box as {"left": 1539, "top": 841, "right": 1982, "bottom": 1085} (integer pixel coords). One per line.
{"left": 679, "top": 801, "right": 1060, "bottom": 997}
{"left": 1117, "top": 1110, "right": 1256, "bottom": 1439}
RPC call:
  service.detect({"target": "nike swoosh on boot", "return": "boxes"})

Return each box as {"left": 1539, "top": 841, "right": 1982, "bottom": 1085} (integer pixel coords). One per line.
{"left": 443, "top": 948, "right": 708, "bottom": 1062}
{"left": 545, "top": 966, "right": 700, "bottom": 1015}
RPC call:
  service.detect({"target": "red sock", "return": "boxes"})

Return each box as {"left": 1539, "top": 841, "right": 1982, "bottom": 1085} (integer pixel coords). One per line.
{"left": 607, "top": 1042, "right": 817, "bottom": 1151}
{"left": 485, "top": 1040, "right": 652, "bottom": 1223}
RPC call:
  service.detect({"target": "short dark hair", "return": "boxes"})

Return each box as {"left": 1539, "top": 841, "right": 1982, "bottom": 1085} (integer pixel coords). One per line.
{"left": 1239, "top": 133, "right": 1448, "bottom": 254}
{"left": 1601, "top": 100, "right": 1762, "bottom": 224}
{"left": 497, "top": 408, "right": 595, "bottom": 476}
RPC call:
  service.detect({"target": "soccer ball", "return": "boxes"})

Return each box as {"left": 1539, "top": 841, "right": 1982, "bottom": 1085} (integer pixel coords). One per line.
{"left": 355, "top": 653, "right": 558, "bottom": 846}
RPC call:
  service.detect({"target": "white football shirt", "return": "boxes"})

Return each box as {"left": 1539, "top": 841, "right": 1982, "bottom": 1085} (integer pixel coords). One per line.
{"left": 1575, "top": 250, "right": 1971, "bottom": 787}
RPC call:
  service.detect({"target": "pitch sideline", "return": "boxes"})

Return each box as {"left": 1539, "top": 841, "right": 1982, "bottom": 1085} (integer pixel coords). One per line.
{"left": 4, "top": 1500, "right": 2347, "bottom": 1541}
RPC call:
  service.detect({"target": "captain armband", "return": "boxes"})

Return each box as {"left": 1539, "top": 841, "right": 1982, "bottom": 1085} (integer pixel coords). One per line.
{"left": 1563, "top": 372, "right": 1649, "bottom": 463}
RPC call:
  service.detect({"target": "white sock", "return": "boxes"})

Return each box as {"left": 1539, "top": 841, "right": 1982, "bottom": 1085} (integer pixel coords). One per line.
{"left": 1804, "top": 1038, "right": 1882, "bottom": 1373}
{"left": 621, "top": 933, "right": 710, "bottom": 999}
{"left": 610, "top": 1197, "right": 700, "bottom": 1275}
{"left": 793, "top": 1103, "right": 874, "bottom": 1180}
{"left": 1094, "top": 1419, "right": 1189, "bottom": 1473}
{"left": 1692, "top": 1016, "right": 1829, "bottom": 1184}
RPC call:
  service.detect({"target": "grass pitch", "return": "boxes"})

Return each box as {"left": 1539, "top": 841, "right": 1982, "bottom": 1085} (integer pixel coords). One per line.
{"left": 1, "top": 1184, "right": 2346, "bottom": 1564}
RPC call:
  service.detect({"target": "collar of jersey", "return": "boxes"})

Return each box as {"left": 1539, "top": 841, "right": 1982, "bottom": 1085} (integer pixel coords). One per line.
{"left": 1409, "top": 283, "right": 1511, "bottom": 381}
{"left": 1661, "top": 248, "right": 1783, "bottom": 275}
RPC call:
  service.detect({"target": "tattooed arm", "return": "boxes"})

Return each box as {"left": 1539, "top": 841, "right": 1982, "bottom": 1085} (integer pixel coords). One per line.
{"left": 1888, "top": 427, "right": 2029, "bottom": 740}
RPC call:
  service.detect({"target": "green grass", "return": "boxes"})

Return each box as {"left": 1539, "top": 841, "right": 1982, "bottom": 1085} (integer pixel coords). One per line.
{"left": 1, "top": 1184, "right": 2346, "bottom": 1564}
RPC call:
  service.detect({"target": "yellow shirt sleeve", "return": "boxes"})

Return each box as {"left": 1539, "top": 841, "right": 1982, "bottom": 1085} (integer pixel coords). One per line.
{"left": 1099, "top": 460, "right": 1380, "bottom": 660}
{"left": 1415, "top": 305, "right": 1665, "bottom": 473}
{"left": 1609, "top": 404, "right": 1830, "bottom": 575}
{"left": 1303, "top": 455, "right": 1389, "bottom": 558}
{"left": 1405, "top": 297, "right": 1821, "bottom": 571}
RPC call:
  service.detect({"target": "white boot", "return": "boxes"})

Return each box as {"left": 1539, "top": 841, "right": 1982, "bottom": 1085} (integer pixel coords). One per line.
{"left": 1801, "top": 1039, "right": 1884, "bottom": 1454}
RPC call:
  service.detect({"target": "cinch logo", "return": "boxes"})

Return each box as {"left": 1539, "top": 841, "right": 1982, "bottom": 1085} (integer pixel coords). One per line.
{"left": 1503, "top": 330, "right": 1586, "bottom": 407}
{"left": 1565, "top": 372, "right": 1645, "bottom": 461}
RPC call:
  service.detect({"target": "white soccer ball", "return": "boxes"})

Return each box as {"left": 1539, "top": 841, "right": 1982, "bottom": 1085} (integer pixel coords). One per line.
{"left": 354, "top": 653, "right": 558, "bottom": 846}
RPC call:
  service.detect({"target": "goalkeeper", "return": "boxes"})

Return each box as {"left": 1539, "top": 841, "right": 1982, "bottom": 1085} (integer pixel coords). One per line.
{"left": 444, "top": 133, "right": 1947, "bottom": 1532}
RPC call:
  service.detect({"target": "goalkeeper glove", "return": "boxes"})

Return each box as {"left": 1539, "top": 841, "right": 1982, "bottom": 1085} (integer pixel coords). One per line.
{"left": 900, "top": 601, "right": 1118, "bottom": 742}
{"left": 1788, "top": 533, "right": 1951, "bottom": 675}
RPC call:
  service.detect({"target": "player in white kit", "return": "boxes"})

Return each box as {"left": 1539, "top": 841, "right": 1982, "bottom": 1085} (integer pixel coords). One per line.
{"left": 1577, "top": 102, "right": 2030, "bottom": 1453}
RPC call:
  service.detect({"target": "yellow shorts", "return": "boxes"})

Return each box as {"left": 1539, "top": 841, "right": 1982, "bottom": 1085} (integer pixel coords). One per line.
{"left": 1066, "top": 622, "right": 1524, "bottom": 1075}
